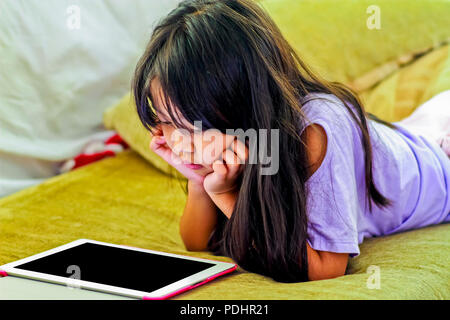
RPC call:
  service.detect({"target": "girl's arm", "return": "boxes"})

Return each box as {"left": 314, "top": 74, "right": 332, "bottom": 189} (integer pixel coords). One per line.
{"left": 179, "top": 180, "right": 218, "bottom": 251}
{"left": 207, "top": 190, "right": 238, "bottom": 219}
{"left": 203, "top": 137, "right": 246, "bottom": 218}
{"left": 303, "top": 124, "right": 349, "bottom": 280}
{"left": 306, "top": 244, "right": 349, "bottom": 280}
{"left": 180, "top": 137, "right": 246, "bottom": 251}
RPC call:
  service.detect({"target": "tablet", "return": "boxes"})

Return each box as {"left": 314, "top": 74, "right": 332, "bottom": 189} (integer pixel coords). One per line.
{"left": 0, "top": 239, "right": 237, "bottom": 299}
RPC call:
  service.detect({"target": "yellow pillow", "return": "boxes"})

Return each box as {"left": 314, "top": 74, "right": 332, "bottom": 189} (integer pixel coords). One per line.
{"left": 103, "top": 93, "right": 186, "bottom": 180}
{"left": 260, "top": 0, "right": 450, "bottom": 90}
{"left": 360, "top": 44, "right": 450, "bottom": 122}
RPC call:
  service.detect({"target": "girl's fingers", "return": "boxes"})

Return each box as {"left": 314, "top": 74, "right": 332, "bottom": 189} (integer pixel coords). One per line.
{"left": 223, "top": 149, "right": 240, "bottom": 175}
{"left": 149, "top": 137, "right": 160, "bottom": 151}
{"left": 155, "top": 135, "right": 166, "bottom": 145}
{"left": 224, "top": 134, "right": 238, "bottom": 150}
{"left": 202, "top": 132, "right": 236, "bottom": 164}
{"left": 149, "top": 135, "right": 166, "bottom": 151}
{"left": 212, "top": 159, "right": 228, "bottom": 177}
{"left": 231, "top": 138, "right": 249, "bottom": 164}
{"left": 150, "top": 136, "right": 175, "bottom": 162}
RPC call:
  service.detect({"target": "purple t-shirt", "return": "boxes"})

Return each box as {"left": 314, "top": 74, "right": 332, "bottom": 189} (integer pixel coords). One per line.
{"left": 300, "top": 92, "right": 450, "bottom": 257}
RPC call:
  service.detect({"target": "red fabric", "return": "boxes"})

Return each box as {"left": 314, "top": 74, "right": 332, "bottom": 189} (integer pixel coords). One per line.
{"left": 105, "top": 133, "right": 129, "bottom": 148}
{"left": 72, "top": 150, "right": 116, "bottom": 169}
{"left": 60, "top": 132, "right": 130, "bottom": 172}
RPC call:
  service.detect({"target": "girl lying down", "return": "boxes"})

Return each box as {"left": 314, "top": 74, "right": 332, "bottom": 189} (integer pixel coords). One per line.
{"left": 132, "top": 0, "right": 450, "bottom": 282}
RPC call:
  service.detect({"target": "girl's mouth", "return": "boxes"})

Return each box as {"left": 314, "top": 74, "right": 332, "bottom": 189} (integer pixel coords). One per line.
{"left": 183, "top": 163, "right": 204, "bottom": 170}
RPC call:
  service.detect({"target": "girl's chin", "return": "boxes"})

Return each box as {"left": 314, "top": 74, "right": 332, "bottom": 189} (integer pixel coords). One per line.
{"left": 195, "top": 165, "right": 214, "bottom": 176}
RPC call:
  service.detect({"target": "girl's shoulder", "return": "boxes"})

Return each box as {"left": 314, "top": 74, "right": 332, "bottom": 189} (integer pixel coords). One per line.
{"left": 299, "top": 92, "right": 361, "bottom": 153}
{"left": 299, "top": 91, "right": 367, "bottom": 184}
{"left": 300, "top": 92, "right": 359, "bottom": 143}
{"left": 301, "top": 123, "right": 328, "bottom": 180}
{"left": 300, "top": 92, "right": 357, "bottom": 124}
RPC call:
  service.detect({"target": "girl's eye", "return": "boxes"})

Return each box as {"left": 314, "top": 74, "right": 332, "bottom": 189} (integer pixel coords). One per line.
{"left": 156, "top": 119, "right": 172, "bottom": 125}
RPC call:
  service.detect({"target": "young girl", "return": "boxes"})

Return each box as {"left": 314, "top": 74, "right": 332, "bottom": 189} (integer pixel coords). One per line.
{"left": 132, "top": 0, "right": 450, "bottom": 283}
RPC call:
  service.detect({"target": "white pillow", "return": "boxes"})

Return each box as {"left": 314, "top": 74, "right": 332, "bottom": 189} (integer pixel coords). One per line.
{"left": 0, "top": 0, "right": 181, "bottom": 197}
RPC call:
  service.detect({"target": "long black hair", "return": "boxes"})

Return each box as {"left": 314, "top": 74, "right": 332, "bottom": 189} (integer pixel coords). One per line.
{"left": 132, "top": 0, "right": 396, "bottom": 282}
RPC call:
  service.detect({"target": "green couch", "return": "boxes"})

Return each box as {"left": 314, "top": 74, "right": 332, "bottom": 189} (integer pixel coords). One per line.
{"left": 1, "top": 0, "right": 449, "bottom": 299}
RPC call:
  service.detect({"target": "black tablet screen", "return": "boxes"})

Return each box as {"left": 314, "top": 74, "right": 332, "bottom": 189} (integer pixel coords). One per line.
{"left": 14, "top": 242, "right": 216, "bottom": 293}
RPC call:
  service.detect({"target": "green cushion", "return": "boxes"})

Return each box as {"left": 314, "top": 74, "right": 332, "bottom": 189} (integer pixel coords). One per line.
{"left": 360, "top": 44, "right": 450, "bottom": 121}
{"left": 260, "top": 0, "right": 450, "bottom": 89}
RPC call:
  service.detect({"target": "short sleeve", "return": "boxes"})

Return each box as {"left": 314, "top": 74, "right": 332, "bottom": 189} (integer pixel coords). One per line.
{"left": 301, "top": 96, "right": 363, "bottom": 257}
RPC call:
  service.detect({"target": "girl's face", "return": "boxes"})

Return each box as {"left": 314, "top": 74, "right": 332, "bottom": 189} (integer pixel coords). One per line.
{"left": 150, "top": 78, "right": 236, "bottom": 177}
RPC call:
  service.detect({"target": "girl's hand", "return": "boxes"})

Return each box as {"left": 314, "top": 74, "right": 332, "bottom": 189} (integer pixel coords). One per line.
{"left": 203, "top": 137, "right": 248, "bottom": 195}
{"left": 149, "top": 127, "right": 205, "bottom": 186}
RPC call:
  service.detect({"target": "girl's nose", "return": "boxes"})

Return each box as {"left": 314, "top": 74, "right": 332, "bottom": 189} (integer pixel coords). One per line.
{"left": 171, "top": 136, "right": 195, "bottom": 155}
{"left": 176, "top": 145, "right": 195, "bottom": 157}
{"left": 180, "top": 152, "right": 195, "bottom": 164}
